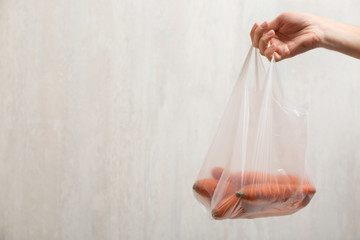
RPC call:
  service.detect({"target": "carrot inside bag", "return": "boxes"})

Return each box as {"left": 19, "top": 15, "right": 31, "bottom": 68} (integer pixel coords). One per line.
{"left": 192, "top": 47, "right": 315, "bottom": 220}
{"left": 193, "top": 169, "right": 316, "bottom": 219}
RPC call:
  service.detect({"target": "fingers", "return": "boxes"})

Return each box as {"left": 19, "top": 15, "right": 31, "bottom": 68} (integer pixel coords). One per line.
{"left": 251, "top": 14, "right": 281, "bottom": 48}
{"left": 250, "top": 14, "right": 285, "bottom": 61}
{"left": 273, "top": 52, "right": 282, "bottom": 62}
{"left": 253, "top": 21, "right": 269, "bottom": 48}
{"left": 258, "top": 30, "right": 274, "bottom": 55}
{"left": 264, "top": 44, "right": 276, "bottom": 61}
{"left": 264, "top": 44, "right": 283, "bottom": 62}
{"left": 250, "top": 23, "right": 259, "bottom": 44}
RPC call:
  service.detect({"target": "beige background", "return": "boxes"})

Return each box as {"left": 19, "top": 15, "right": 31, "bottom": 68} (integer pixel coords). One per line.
{"left": 0, "top": 1, "right": 360, "bottom": 239}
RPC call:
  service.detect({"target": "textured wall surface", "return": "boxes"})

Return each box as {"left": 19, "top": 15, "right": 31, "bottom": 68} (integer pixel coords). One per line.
{"left": 0, "top": 1, "right": 359, "bottom": 239}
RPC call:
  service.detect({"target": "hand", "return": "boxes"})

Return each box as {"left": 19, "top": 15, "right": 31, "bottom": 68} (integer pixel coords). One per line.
{"left": 250, "top": 12, "right": 323, "bottom": 61}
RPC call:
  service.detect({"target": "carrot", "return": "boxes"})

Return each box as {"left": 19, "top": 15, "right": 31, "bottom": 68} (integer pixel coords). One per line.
{"left": 211, "top": 168, "right": 269, "bottom": 187}
{"left": 229, "top": 171, "right": 267, "bottom": 186}
{"left": 235, "top": 184, "right": 316, "bottom": 202}
{"left": 193, "top": 178, "right": 237, "bottom": 199}
{"left": 211, "top": 167, "right": 224, "bottom": 179}
{"left": 211, "top": 194, "right": 244, "bottom": 219}
{"left": 211, "top": 184, "right": 316, "bottom": 219}
{"left": 299, "top": 195, "right": 311, "bottom": 208}
{"left": 273, "top": 174, "right": 301, "bottom": 185}
{"left": 229, "top": 172, "right": 301, "bottom": 187}
{"left": 215, "top": 181, "right": 238, "bottom": 198}
{"left": 193, "top": 179, "right": 218, "bottom": 198}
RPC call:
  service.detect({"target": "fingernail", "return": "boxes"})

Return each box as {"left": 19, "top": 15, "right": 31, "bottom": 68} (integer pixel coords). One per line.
{"left": 260, "top": 22, "right": 267, "bottom": 28}
{"left": 251, "top": 23, "right": 257, "bottom": 31}
{"left": 266, "top": 30, "right": 274, "bottom": 36}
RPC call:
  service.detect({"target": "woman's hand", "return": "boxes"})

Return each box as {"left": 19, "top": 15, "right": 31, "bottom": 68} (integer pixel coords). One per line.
{"left": 251, "top": 12, "right": 360, "bottom": 61}
{"left": 250, "top": 12, "right": 323, "bottom": 61}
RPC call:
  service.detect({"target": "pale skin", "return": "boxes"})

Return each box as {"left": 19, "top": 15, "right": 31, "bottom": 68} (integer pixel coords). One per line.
{"left": 250, "top": 12, "right": 360, "bottom": 61}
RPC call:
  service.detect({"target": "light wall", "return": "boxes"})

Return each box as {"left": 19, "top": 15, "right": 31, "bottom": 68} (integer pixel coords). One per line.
{"left": 0, "top": 1, "right": 359, "bottom": 239}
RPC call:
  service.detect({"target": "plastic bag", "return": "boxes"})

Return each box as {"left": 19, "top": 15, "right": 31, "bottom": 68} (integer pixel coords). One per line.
{"left": 193, "top": 47, "right": 315, "bottom": 219}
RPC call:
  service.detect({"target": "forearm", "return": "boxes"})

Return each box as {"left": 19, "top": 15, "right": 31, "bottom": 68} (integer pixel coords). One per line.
{"left": 317, "top": 17, "right": 360, "bottom": 59}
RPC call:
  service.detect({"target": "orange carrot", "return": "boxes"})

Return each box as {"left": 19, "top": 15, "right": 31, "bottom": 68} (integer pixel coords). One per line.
{"left": 229, "top": 172, "right": 301, "bottom": 187}
{"left": 235, "top": 184, "right": 316, "bottom": 202}
{"left": 273, "top": 174, "right": 301, "bottom": 185}
{"left": 193, "top": 179, "right": 218, "bottom": 198}
{"left": 299, "top": 195, "right": 311, "bottom": 208}
{"left": 210, "top": 168, "right": 301, "bottom": 186}
{"left": 193, "top": 178, "right": 237, "bottom": 199}
{"left": 229, "top": 171, "right": 267, "bottom": 186}
{"left": 211, "top": 167, "right": 224, "bottom": 179}
{"left": 215, "top": 181, "right": 237, "bottom": 198}
{"left": 211, "top": 194, "right": 244, "bottom": 219}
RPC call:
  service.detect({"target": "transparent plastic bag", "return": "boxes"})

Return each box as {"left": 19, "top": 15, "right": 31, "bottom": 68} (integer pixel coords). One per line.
{"left": 193, "top": 47, "right": 315, "bottom": 219}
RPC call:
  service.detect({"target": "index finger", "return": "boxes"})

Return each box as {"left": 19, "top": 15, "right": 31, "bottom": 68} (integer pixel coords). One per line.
{"left": 250, "top": 23, "right": 259, "bottom": 45}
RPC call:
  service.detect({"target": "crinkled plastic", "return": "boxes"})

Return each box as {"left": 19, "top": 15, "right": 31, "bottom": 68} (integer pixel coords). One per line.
{"left": 193, "top": 47, "right": 315, "bottom": 219}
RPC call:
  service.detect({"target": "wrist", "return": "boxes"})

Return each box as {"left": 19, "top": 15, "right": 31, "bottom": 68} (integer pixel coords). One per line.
{"left": 318, "top": 21, "right": 339, "bottom": 50}
{"left": 313, "top": 17, "right": 360, "bottom": 59}
{"left": 311, "top": 16, "right": 332, "bottom": 49}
